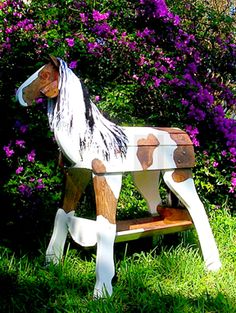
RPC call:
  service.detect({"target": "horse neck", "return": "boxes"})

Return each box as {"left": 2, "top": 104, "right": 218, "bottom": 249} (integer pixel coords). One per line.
{"left": 49, "top": 60, "right": 127, "bottom": 160}
{"left": 54, "top": 65, "right": 93, "bottom": 136}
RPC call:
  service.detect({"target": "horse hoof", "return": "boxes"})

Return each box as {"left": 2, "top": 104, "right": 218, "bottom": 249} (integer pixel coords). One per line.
{"left": 206, "top": 260, "right": 222, "bottom": 272}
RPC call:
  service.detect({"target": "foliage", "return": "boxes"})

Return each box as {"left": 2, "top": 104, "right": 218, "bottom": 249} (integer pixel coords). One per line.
{"left": 0, "top": 210, "right": 235, "bottom": 312}
{"left": 0, "top": 0, "right": 235, "bottom": 248}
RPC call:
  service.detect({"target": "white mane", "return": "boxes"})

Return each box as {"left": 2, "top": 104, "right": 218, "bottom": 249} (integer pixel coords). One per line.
{"left": 47, "top": 59, "right": 127, "bottom": 161}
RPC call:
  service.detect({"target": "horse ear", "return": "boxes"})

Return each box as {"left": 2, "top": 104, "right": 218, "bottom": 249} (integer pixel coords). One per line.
{"left": 49, "top": 55, "right": 60, "bottom": 68}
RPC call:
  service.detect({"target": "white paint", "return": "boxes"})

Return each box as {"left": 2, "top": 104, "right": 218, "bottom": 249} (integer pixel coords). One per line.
{"left": 68, "top": 216, "right": 97, "bottom": 247}
{"left": 162, "top": 169, "right": 221, "bottom": 271}
{"left": 132, "top": 170, "right": 161, "bottom": 215}
{"left": 115, "top": 228, "right": 145, "bottom": 243}
{"left": 94, "top": 215, "right": 116, "bottom": 298}
{"left": 102, "top": 173, "right": 123, "bottom": 200}
{"left": 46, "top": 209, "right": 74, "bottom": 264}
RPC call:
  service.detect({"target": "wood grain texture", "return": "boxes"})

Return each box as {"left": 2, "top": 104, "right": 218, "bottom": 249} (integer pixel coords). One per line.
{"left": 93, "top": 175, "right": 118, "bottom": 224}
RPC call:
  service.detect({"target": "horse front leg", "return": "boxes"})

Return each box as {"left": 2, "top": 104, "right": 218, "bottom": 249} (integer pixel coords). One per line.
{"left": 46, "top": 168, "right": 91, "bottom": 264}
{"left": 93, "top": 173, "right": 122, "bottom": 298}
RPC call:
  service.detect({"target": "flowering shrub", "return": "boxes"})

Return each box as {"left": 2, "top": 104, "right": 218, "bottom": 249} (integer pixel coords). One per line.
{"left": 0, "top": 0, "right": 235, "bottom": 237}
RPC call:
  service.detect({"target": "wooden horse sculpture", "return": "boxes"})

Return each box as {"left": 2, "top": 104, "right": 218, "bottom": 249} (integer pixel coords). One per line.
{"left": 16, "top": 56, "right": 221, "bottom": 298}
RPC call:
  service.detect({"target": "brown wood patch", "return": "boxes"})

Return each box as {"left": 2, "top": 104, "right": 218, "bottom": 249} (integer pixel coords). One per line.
{"left": 173, "top": 146, "right": 195, "bottom": 168}
{"left": 172, "top": 169, "right": 192, "bottom": 183}
{"left": 155, "top": 127, "right": 186, "bottom": 134}
{"left": 93, "top": 176, "right": 117, "bottom": 224}
{"left": 63, "top": 169, "right": 91, "bottom": 212}
{"left": 170, "top": 133, "right": 193, "bottom": 145}
{"left": 156, "top": 206, "right": 192, "bottom": 221}
{"left": 155, "top": 127, "right": 193, "bottom": 145}
{"left": 92, "top": 159, "right": 107, "bottom": 174}
{"left": 137, "top": 134, "right": 160, "bottom": 170}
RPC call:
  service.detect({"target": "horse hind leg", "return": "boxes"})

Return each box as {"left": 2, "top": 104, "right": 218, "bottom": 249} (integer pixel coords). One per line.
{"left": 162, "top": 169, "right": 221, "bottom": 271}
{"left": 132, "top": 170, "right": 162, "bottom": 215}
{"left": 46, "top": 168, "right": 91, "bottom": 264}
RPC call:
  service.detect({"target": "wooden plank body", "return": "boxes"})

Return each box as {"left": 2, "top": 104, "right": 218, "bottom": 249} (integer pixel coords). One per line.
{"left": 68, "top": 127, "right": 195, "bottom": 173}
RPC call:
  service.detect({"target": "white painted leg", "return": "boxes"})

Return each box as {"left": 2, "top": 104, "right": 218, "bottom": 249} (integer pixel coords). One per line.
{"left": 162, "top": 170, "right": 221, "bottom": 271}
{"left": 46, "top": 208, "right": 74, "bottom": 264}
{"left": 93, "top": 215, "right": 116, "bottom": 298}
{"left": 132, "top": 170, "right": 161, "bottom": 215}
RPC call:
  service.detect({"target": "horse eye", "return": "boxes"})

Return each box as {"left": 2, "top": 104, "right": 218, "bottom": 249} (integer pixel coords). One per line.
{"left": 39, "top": 71, "right": 50, "bottom": 80}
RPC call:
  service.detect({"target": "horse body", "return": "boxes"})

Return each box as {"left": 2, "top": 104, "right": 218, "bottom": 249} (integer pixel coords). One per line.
{"left": 16, "top": 56, "right": 221, "bottom": 298}
{"left": 57, "top": 125, "right": 194, "bottom": 173}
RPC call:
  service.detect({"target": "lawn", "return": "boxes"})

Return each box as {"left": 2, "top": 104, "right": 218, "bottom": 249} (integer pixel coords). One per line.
{"left": 0, "top": 210, "right": 235, "bottom": 313}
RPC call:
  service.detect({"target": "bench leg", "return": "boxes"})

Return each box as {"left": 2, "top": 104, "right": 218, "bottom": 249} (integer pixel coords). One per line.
{"left": 162, "top": 169, "right": 221, "bottom": 271}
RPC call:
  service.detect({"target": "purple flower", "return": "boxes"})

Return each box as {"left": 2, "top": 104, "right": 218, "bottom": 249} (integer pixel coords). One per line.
{"left": 137, "top": 55, "right": 146, "bottom": 66}
{"left": 136, "top": 27, "right": 155, "bottom": 38}
{"left": 128, "top": 41, "right": 137, "bottom": 50}
{"left": 229, "top": 175, "right": 236, "bottom": 193}
{"left": 152, "top": 76, "right": 162, "bottom": 87}
{"left": 185, "top": 125, "right": 200, "bottom": 146}
{"left": 87, "top": 42, "right": 102, "bottom": 56}
{"left": 181, "top": 99, "right": 189, "bottom": 106}
{"left": 187, "top": 62, "right": 198, "bottom": 73}
{"left": 3, "top": 145, "right": 14, "bottom": 157}
{"left": 92, "top": 22, "right": 112, "bottom": 36}
{"left": 20, "top": 125, "right": 28, "bottom": 134}
{"left": 172, "top": 15, "right": 180, "bottom": 26}
{"left": 15, "top": 140, "right": 26, "bottom": 148}
{"left": 229, "top": 147, "right": 236, "bottom": 156}
{"left": 69, "top": 61, "right": 78, "bottom": 69}
{"left": 92, "top": 10, "right": 110, "bottom": 22}
{"left": 213, "top": 161, "right": 219, "bottom": 168}
{"left": 18, "top": 184, "right": 32, "bottom": 197}
{"left": 65, "top": 38, "right": 75, "bottom": 47}
{"left": 188, "top": 105, "right": 206, "bottom": 121}
{"left": 27, "top": 150, "right": 36, "bottom": 162}
{"left": 197, "top": 88, "right": 214, "bottom": 106}
{"left": 183, "top": 73, "right": 197, "bottom": 86}
{"left": 37, "top": 178, "right": 45, "bottom": 190}
{"left": 231, "top": 177, "right": 236, "bottom": 187}
{"left": 80, "top": 13, "right": 88, "bottom": 23}
{"left": 95, "top": 95, "right": 100, "bottom": 102}
{"left": 36, "top": 98, "right": 44, "bottom": 104}
{"left": 16, "top": 166, "right": 24, "bottom": 174}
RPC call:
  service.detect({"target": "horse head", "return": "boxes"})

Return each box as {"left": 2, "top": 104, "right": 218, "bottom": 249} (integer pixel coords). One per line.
{"left": 16, "top": 56, "right": 60, "bottom": 106}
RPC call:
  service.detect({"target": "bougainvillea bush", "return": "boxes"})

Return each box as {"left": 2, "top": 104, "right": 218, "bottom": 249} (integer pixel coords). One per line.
{"left": 0, "top": 0, "right": 235, "bottom": 247}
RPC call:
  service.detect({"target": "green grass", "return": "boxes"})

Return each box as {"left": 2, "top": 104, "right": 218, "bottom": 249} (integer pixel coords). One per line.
{"left": 0, "top": 210, "right": 235, "bottom": 313}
